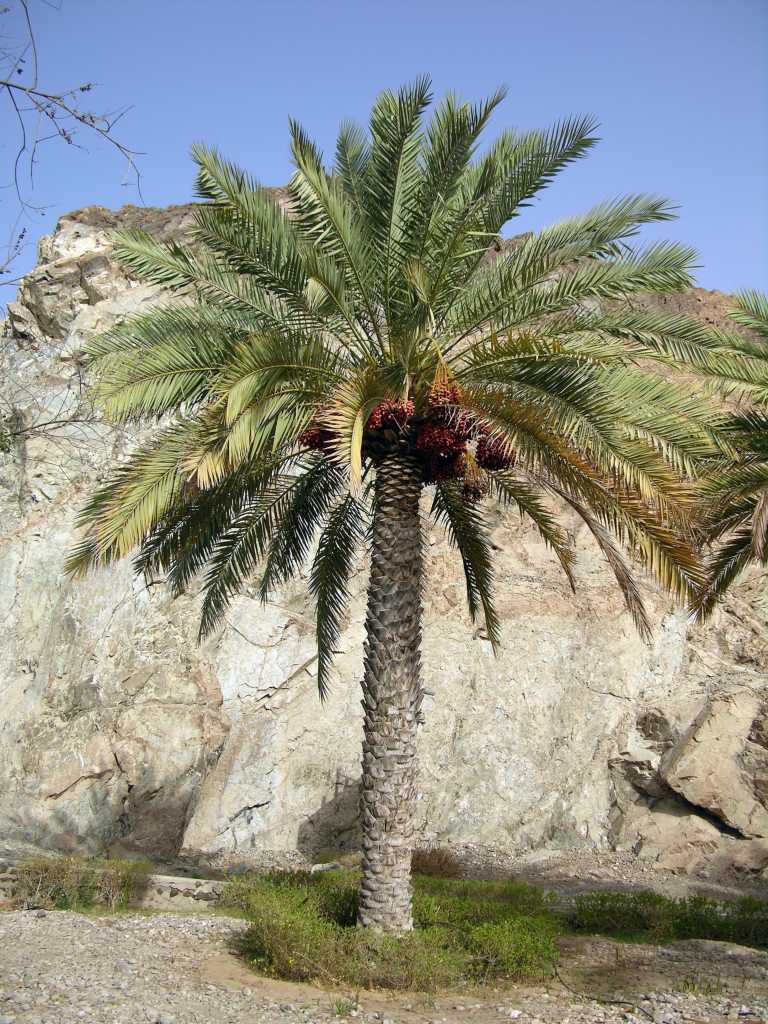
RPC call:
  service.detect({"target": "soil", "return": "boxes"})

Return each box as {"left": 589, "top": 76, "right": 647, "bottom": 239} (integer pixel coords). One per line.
{"left": 2, "top": 853, "right": 768, "bottom": 1024}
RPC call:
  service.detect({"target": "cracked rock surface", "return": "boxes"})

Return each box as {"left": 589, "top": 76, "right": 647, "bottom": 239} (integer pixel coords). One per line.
{"left": 1, "top": 203, "right": 768, "bottom": 879}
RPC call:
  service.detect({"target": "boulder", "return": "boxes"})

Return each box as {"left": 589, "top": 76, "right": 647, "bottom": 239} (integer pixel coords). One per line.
{"left": 661, "top": 694, "right": 768, "bottom": 838}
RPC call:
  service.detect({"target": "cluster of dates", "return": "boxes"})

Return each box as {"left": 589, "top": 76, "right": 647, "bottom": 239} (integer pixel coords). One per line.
{"left": 298, "top": 382, "right": 515, "bottom": 498}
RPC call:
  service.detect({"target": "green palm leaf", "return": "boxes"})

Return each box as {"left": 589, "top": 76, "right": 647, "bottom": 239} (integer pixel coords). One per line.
{"left": 431, "top": 482, "right": 501, "bottom": 649}
{"left": 69, "top": 80, "right": 741, "bottom": 678}
{"left": 310, "top": 495, "right": 367, "bottom": 700}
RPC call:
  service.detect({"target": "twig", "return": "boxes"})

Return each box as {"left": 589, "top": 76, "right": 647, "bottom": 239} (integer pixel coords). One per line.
{"left": 0, "top": 0, "right": 142, "bottom": 279}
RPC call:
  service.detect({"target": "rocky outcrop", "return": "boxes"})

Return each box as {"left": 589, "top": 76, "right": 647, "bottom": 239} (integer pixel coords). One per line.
{"left": 1, "top": 203, "right": 767, "bottom": 879}
{"left": 662, "top": 694, "right": 768, "bottom": 838}
{"left": 611, "top": 693, "right": 768, "bottom": 878}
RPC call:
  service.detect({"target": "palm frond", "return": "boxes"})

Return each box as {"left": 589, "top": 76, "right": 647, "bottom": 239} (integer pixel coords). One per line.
{"left": 730, "top": 289, "right": 768, "bottom": 341}
{"left": 134, "top": 449, "right": 296, "bottom": 594}
{"left": 489, "top": 472, "right": 576, "bottom": 586}
{"left": 288, "top": 119, "right": 383, "bottom": 352}
{"left": 549, "top": 485, "right": 651, "bottom": 641}
{"left": 431, "top": 481, "right": 501, "bottom": 649}
{"left": 363, "top": 77, "right": 433, "bottom": 322}
{"left": 258, "top": 460, "right": 348, "bottom": 600}
{"left": 197, "top": 462, "right": 341, "bottom": 638}
{"left": 310, "top": 495, "right": 367, "bottom": 700}
{"left": 693, "top": 528, "right": 755, "bottom": 621}
{"left": 65, "top": 422, "right": 199, "bottom": 574}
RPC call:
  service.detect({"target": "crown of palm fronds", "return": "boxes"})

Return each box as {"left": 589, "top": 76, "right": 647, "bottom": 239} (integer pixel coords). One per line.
{"left": 67, "top": 77, "right": 734, "bottom": 695}
{"left": 692, "top": 291, "right": 768, "bottom": 618}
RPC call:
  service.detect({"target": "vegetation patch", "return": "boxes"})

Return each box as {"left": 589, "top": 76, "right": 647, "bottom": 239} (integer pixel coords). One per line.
{"left": 13, "top": 856, "right": 150, "bottom": 911}
{"left": 224, "top": 871, "right": 768, "bottom": 992}
{"left": 570, "top": 890, "right": 768, "bottom": 948}
{"left": 223, "top": 869, "right": 559, "bottom": 991}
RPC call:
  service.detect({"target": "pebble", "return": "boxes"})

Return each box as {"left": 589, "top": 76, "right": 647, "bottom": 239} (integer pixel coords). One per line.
{"left": 0, "top": 908, "right": 766, "bottom": 1024}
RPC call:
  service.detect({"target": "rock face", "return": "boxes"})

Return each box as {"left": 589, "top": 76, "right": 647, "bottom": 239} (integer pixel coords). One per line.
{"left": 1, "top": 203, "right": 767, "bottom": 879}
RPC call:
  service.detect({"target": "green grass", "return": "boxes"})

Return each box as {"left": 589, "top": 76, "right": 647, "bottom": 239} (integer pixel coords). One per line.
{"left": 569, "top": 889, "right": 768, "bottom": 949}
{"left": 222, "top": 869, "right": 559, "bottom": 991}
{"left": 12, "top": 856, "right": 150, "bottom": 912}
{"left": 332, "top": 995, "right": 359, "bottom": 1016}
{"left": 223, "top": 869, "right": 768, "bottom": 993}
{"left": 15, "top": 854, "right": 768, "bottom": 996}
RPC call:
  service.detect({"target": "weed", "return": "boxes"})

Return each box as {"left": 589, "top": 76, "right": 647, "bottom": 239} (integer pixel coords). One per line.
{"left": 333, "top": 995, "right": 358, "bottom": 1015}
{"left": 223, "top": 869, "right": 557, "bottom": 991}
{"left": 678, "top": 974, "right": 726, "bottom": 997}
{"left": 570, "top": 889, "right": 768, "bottom": 949}
{"left": 13, "top": 856, "right": 150, "bottom": 911}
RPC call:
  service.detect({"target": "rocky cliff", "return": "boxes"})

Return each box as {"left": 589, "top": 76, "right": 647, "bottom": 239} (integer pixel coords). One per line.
{"left": 1, "top": 204, "right": 767, "bottom": 880}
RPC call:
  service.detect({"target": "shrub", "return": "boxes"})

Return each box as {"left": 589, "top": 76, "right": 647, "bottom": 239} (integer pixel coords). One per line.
{"left": 224, "top": 869, "right": 559, "bottom": 991}
{"left": 413, "top": 877, "right": 553, "bottom": 928}
{"left": 467, "top": 917, "right": 558, "bottom": 982}
{"left": 411, "top": 847, "right": 463, "bottom": 879}
{"left": 314, "top": 874, "right": 359, "bottom": 927}
{"left": 570, "top": 889, "right": 768, "bottom": 949}
{"left": 14, "top": 856, "right": 150, "bottom": 911}
{"left": 354, "top": 928, "right": 466, "bottom": 991}
{"left": 571, "top": 889, "right": 675, "bottom": 941}
{"left": 235, "top": 885, "right": 343, "bottom": 983}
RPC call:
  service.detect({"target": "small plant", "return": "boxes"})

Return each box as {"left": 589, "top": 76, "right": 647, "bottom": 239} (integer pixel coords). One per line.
{"left": 333, "top": 995, "right": 358, "bottom": 1016}
{"left": 315, "top": 874, "right": 360, "bottom": 928}
{"left": 571, "top": 889, "right": 675, "bottom": 942}
{"left": 467, "top": 916, "right": 558, "bottom": 983}
{"left": 411, "top": 847, "right": 463, "bottom": 879}
{"left": 13, "top": 856, "right": 150, "bottom": 911}
{"left": 570, "top": 890, "right": 768, "bottom": 950}
{"left": 678, "top": 974, "right": 726, "bottom": 997}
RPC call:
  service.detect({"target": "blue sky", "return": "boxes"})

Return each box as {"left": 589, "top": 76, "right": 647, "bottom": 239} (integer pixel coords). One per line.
{"left": 1, "top": 0, "right": 766, "bottom": 293}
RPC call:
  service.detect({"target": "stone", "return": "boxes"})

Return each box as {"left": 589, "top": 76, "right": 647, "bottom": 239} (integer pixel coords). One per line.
{"left": 660, "top": 694, "right": 768, "bottom": 838}
{"left": 619, "top": 798, "right": 722, "bottom": 874}
{"left": 0, "top": 202, "right": 766, "bottom": 877}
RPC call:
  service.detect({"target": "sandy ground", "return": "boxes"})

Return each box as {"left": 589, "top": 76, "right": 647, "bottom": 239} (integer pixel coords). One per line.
{"left": 1, "top": 905, "right": 768, "bottom": 1024}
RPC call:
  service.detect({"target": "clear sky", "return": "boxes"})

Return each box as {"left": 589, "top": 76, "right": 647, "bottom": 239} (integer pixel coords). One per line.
{"left": 1, "top": 0, "right": 766, "bottom": 295}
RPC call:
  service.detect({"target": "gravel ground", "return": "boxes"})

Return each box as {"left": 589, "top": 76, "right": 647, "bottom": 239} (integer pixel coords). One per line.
{"left": 2, "top": 909, "right": 768, "bottom": 1024}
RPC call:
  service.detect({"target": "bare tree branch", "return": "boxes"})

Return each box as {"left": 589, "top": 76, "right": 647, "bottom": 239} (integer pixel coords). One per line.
{"left": 0, "top": 0, "right": 142, "bottom": 280}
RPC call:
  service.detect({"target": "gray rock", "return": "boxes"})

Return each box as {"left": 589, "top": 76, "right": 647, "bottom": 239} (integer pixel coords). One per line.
{"left": 661, "top": 694, "right": 768, "bottom": 838}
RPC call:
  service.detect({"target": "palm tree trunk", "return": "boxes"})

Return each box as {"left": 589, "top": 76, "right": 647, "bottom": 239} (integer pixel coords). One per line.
{"left": 358, "top": 451, "right": 423, "bottom": 933}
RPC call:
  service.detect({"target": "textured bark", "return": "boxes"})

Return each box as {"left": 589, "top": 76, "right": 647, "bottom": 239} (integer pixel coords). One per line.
{"left": 358, "top": 452, "right": 424, "bottom": 933}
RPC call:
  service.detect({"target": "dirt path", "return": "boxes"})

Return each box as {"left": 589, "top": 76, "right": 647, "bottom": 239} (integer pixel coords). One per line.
{"left": 2, "top": 908, "right": 768, "bottom": 1024}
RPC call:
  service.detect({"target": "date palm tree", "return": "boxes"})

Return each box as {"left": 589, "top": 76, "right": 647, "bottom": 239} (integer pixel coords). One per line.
{"left": 693, "top": 291, "right": 768, "bottom": 617}
{"left": 68, "top": 78, "right": 727, "bottom": 933}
